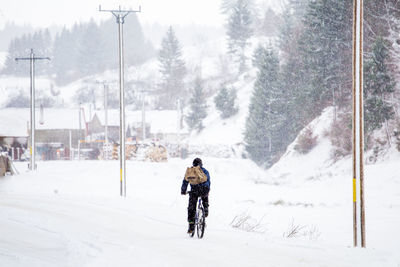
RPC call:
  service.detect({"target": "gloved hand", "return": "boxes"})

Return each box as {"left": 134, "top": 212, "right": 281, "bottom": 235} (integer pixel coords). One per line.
{"left": 181, "top": 191, "right": 186, "bottom": 195}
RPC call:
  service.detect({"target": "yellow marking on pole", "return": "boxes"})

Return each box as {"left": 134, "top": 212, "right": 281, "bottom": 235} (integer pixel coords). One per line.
{"left": 353, "top": 178, "right": 357, "bottom": 202}
{"left": 120, "top": 169, "right": 123, "bottom": 182}
{"left": 30, "top": 146, "right": 32, "bottom": 155}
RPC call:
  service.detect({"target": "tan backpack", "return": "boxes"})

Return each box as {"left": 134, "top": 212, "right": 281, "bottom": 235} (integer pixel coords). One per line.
{"left": 184, "top": 166, "right": 207, "bottom": 185}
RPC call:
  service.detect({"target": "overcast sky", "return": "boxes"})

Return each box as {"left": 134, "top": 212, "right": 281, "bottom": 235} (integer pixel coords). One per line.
{"left": 0, "top": 0, "right": 225, "bottom": 29}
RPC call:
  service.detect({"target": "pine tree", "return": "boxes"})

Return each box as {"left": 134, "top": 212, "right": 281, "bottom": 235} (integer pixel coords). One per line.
{"left": 2, "top": 37, "right": 23, "bottom": 75}
{"left": 78, "top": 20, "right": 105, "bottom": 76}
{"left": 299, "top": 0, "right": 352, "bottom": 116}
{"left": 51, "top": 17, "right": 151, "bottom": 85}
{"left": 364, "top": 37, "right": 395, "bottom": 133}
{"left": 258, "top": 8, "right": 281, "bottom": 37}
{"left": 244, "top": 47, "right": 284, "bottom": 166}
{"left": 124, "top": 14, "right": 155, "bottom": 66}
{"left": 2, "top": 32, "right": 49, "bottom": 75}
{"left": 278, "top": 5, "right": 309, "bottom": 139}
{"left": 157, "top": 26, "right": 186, "bottom": 109}
{"left": 186, "top": 77, "right": 207, "bottom": 131}
{"left": 53, "top": 28, "right": 71, "bottom": 84}
{"left": 52, "top": 24, "right": 86, "bottom": 84}
{"left": 214, "top": 85, "right": 239, "bottom": 119}
{"left": 221, "top": 0, "right": 259, "bottom": 31}
{"left": 30, "top": 29, "right": 52, "bottom": 75}
{"left": 226, "top": 0, "right": 253, "bottom": 73}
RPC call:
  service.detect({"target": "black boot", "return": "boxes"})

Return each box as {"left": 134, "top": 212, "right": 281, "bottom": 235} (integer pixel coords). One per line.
{"left": 187, "top": 222, "right": 195, "bottom": 233}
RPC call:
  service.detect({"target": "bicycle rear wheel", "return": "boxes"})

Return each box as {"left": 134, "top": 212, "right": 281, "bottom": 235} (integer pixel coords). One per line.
{"left": 197, "top": 208, "right": 206, "bottom": 238}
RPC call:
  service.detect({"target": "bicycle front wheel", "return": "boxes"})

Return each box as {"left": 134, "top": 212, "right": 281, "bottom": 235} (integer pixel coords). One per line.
{"left": 197, "top": 208, "right": 206, "bottom": 238}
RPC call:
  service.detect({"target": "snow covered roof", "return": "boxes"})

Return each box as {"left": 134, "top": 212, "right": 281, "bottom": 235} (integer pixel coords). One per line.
{"left": 0, "top": 108, "right": 29, "bottom": 137}
{"left": 93, "top": 109, "right": 187, "bottom": 134}
{"left": 0, "top": 107, "right": 186, "bottom": 137}
{"left": 0, "top": 108, "right": 84, "bottom": 137}
{"left": 36, "top": 108, "right": 82, "bottom": 130}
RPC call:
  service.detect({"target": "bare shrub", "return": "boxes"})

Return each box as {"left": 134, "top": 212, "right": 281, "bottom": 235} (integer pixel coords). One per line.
{"left": 283, "top": 220, "right": 321, "bottom": 240}
{"left": 271, "top": 199, "right": 285, "bottom": 206}
{"left": 230, "top": 212, "right": 266, "bottom": 233}
{"left": 294, "top": 127, "right": 318, "bottom": 154}
{"left": 302, "top": 225, "right": 321, "bottom": 240}
{"left": 283, "top": 219, "right": 306, "bottom": 238}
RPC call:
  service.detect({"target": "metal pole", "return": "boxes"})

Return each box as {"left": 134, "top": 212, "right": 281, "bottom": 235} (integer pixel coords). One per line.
{"left": 96, "top": 80, "right": 112, "bottom": 160}
{"left": 78, "top": 106, "right": 81, "bottom": 161}
{"left": 117, "top": 14, "right": 127, "bottom": 197}
{"left": 30, "top": 49, "right": 35, "bottom": 170}
{"left": 15, "top": 49, "right": 50, "bottom": 171}
{"left": 78, "top": 140, "right": 80, "bottom": 161}
{"left": 99, "top": 5, "right": 141, "bottom": 197}
{"left": 142, "top": 89, "right": 145, "bottom": 141}
{"left": 105, "top": 83, "right": 109, "bottom": 161}
{"left": 69, "top": 130, "right": 72, "bottom": 160}
{"left": 352, "top": 0, "right": 358, "bottom": 248}
{"left": 359, "top": 0, "right": 366, "bottom": 248}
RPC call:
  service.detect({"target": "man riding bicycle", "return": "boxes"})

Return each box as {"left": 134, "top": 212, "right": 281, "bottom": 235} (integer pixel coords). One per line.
{"left": 181, "top": 158, "right": 210, "bottom": 234}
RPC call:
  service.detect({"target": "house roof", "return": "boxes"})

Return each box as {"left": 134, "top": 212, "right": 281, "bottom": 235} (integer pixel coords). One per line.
{"left": 93, "top": 109, "right": 187, "bottom": 134}
{"left": 0, "top": 108, "right": 29, "bottom": 137}
{"left": 0, "top": 107, "right": 187, "bottom": 138}
{"left": 0, "top": 108, "right": 84, "bottom": 137}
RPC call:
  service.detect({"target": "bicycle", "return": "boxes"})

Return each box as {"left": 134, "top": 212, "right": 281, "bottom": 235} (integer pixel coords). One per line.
{"left": 187, "top": 191, "right": 206, "bottom": 238}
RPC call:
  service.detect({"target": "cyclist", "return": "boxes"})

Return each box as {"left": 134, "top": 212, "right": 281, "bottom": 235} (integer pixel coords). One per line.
{"left": 181, "top": 158, "right": 211, "bottom": 234}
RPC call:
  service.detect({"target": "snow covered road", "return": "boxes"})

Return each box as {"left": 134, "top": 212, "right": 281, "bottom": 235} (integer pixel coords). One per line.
{"left": 0, "top": 159, "right": 399, "bottom": 266}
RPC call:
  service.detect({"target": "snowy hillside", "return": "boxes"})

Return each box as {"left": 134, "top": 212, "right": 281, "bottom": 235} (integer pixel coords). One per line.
{"left": 265, "top": 107, "right": 340, "bottom": 185}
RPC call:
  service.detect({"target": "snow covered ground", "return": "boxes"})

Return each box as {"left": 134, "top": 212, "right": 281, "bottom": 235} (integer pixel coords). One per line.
{"left": 0, "top": 155, "right": 399, "bottom": 267}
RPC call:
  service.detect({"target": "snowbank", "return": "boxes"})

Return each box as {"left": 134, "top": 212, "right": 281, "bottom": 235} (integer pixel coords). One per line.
{"left": 266, "top": 107, "right": 340, "bottom": 184}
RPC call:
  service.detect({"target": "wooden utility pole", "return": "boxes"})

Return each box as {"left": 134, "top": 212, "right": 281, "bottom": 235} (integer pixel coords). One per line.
{"left": 359, "top": 0, "right": 366, "bottom": 248}
{"left": 352, "top": 0, "right": 366, "bottom": 248}
{"left": 352, "top": 0, "right": 357, "bottom": 247}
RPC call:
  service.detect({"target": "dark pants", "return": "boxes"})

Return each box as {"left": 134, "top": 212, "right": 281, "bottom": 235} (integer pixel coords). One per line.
{"left": 188, "top": 186, "right": 209, "bottom": 223}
